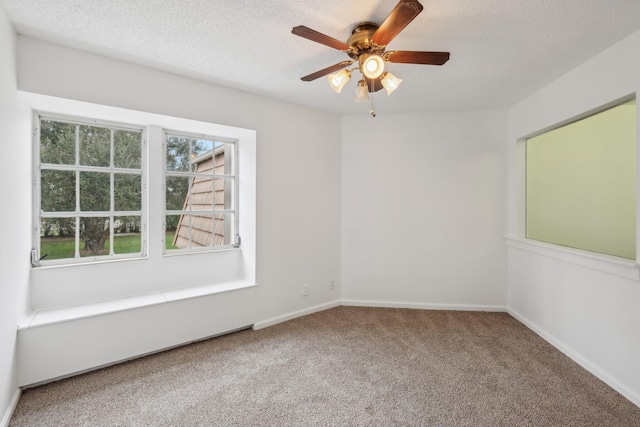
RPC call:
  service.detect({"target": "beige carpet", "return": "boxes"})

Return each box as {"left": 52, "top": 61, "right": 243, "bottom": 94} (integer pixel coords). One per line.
{"left": 9, "top": 306, "right": 640, "bottom": 426}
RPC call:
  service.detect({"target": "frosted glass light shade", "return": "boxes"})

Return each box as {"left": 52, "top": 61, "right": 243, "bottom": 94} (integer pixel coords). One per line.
{"left": 353, "top": 80, "right": 370, "bottom": 103}
{"left": 360, "top": 54, "right": 385, "bottom": 79}
{"left": 381, "top": 72, "right": 402, "bottom": 95}
{"left": 328, "top": 70, "right": 351, "bottom": 93}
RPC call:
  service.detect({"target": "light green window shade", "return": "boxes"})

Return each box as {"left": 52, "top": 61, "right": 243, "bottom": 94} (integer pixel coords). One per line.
{"left": 526, "top": 100, "right": 636, "bottom": 259}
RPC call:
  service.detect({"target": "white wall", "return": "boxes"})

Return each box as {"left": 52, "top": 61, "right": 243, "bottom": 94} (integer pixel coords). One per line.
{"left": 507, "top": 29, "right": 640, "bottom": 406}
{"left": 341, "top": 110, "right": 507, "bottom": 309}
{"left": 0, "top": 9, "right": 29, "bottom": 425}
{"left": 15, "top": 37, "right": 342, "bottom": 385}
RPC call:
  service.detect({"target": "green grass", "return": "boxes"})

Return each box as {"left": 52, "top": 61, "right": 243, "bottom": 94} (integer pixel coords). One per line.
{"left": 107, "top": 234, "right": 142, "bottom": 254}
{"left": 41, "top": 237, "right": 76, "bottom": 260}
{"left": 40, "top": 232, "right": 179, "bottom": 260}
{"left": 165, "top": 231, "right": 179, "bottom": 250}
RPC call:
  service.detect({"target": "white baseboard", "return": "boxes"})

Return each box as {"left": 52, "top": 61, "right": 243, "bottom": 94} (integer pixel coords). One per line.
{"left": 0, "top": 388, "right": 21, "bottom": 427}
{"left": 253, "top": 300, "right": 341, "bottom": 330}
{"left": 341, "top": 299, "right": 507, "bottom": 312}
{"left": 508, "top": 307, "right": 640, "bottom": 408}
{"left": 254, "top": 299, "right": 506, "bottom": 330}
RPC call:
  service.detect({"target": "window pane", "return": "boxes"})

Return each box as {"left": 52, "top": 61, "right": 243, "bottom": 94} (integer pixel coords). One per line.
{"left": 80, "top": 217, "right": 110, "bottom": 257}
{"left": 166, "top": 136, "right": 190, "bottom": 172}
{"left": 80, "top": 172, "right": 110, "bottom": 211}
{"left": 41, "top": 170, "right": 76, "bottom": 212}
{"left": 192, "top": 214, "right": 214, "bottom": 248}
{"left": 166, "top": 176, "right": 189, "bottom": 210}
{"left": 214, "top": 213, "right": 234, "bottom": 246}
{"left": 114, "top": 130, "right": 142, "bottom": 169}
{"left": 172, "top": 214, "right": 193, "bottom": 249}
{"left": 40, "top": 120, "right": 75, "bottom": 165}
{"left": 169, "top": 214, "right": 215, "bottom": 249}
{"left": 114, "top": 174, "right": 141, "bottom": 211}
{"left": 79, "top": 126, "right": 111, "bottom": 167}
{"left": 526, "top": 100, "right": 636, "bottom": 259}
{"left": 112, "top": 216, "right": 141, "bottom": 255}
{"left": 191, "top": 139, "right": 214, "bottom": 171}
{"left": 191, "top": 151, "right": 214, "bottom": 175}
{"left": 40, "top": 218, "right": 76, "bottom": 260}
{"left": 165, "top": 215, "right": 181, "bottom": 250}
{"left": 214, "top": 178, "right": 234, "bottom": 211}
{"left": 191, "top": 175, "right": 214, "bottom": 212}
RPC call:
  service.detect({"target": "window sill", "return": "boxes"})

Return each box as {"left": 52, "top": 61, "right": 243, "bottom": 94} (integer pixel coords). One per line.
{"left": 505, "top": 235, "right": 639, "bottom": 281}
{"left": 33, "top": 254, "right": 149, "bottom": 270}
{"left": 18, "top": 280, "right": 257, "bottom": 330}
{"left": 162, "top": 246, "right": 240, "bottom": 258}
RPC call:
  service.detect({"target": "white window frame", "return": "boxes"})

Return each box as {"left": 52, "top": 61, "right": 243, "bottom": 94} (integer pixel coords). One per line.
{"left": 32, "top": 112, "right": 148, "bottom": 266}
{"left": 162, "top": 129, "right": 239, "bottom": 255}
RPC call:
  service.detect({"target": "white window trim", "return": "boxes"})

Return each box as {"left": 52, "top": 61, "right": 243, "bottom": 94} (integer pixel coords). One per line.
{"left": 162, "top": 129, "right": 240, "bottom": 255}
{"left": 508, "top": 93, "right": 640, "bottom": 281}
{"left": 33, "top": 111, "right": 148, "bottom": 267}
{"left": 505, "top": 235, "right": 639, "bottom": 281}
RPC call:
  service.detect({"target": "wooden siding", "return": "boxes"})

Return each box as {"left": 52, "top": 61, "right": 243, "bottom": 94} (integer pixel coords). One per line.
{"left": 172, "top": 147, "right": 228, "bottom": 248}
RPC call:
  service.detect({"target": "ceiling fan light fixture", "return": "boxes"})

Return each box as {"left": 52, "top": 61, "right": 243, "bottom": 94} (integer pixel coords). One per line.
{"left": 353, "top": 80, "right": 370, "bottom": 103}
{"left": 360, "top": 54, "right": 385, "bottom": 79}
{"left": 293, "top": 0, "right": 451, "bottom": 114}
{"left": 328, "top": 69, "right": 351, "bottom": 93}
{"left": 381, "top": 72, "right": 403, "bottom": 95}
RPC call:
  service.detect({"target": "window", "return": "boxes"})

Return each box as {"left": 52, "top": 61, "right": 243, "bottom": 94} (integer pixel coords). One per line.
{"left": 34, "top": 114, "right": 146, "bottom": 265}
{"left": 526, "top": 99, "right": 636, "bottom": 259}
{"left": 27, "top": 94, "right": 256, "bottom": 307}
{"left": 164, "top": 130, "right": 238, "bottom": 253}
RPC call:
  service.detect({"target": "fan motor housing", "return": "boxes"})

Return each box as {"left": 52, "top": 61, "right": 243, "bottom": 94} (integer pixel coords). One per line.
{"left": 347, "top": 22, "right": 385, "bottom": 59}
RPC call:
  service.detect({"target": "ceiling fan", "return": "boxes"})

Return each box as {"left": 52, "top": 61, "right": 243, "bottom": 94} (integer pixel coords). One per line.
{"left": 292, "top": 0, "right": 450, "bottom": 113}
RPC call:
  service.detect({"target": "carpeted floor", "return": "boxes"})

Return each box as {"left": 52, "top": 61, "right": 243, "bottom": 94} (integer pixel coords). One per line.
{"left": 9, "top": 306, "right": 640, "bottom": 426}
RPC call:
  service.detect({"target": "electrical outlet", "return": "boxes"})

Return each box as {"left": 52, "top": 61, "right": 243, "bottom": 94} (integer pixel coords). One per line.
{"left": 330, "top": 279, "right": 335, "bottom": 290}
{"left": 302, "top": 284, "right": 309, "bottom": 296}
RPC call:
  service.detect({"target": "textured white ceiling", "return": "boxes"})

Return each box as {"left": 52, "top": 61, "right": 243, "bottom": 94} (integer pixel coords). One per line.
{"left": 2, "top": 0, "right": 640, "bottom": 115}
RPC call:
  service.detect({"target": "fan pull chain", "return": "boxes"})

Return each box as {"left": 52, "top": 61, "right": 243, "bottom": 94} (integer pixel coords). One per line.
{"left": 369, "top": 79, "right": 376, "bottom": 117}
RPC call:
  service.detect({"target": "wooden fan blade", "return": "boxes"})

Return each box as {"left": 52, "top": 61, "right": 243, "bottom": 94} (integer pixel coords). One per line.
{"left": 364, "top": 77, "right": 384, "bottom": 93}
{"left": 301, "top": 61, "right": 353, "bottom": 82}
{"left": 371, "top": 0, "right": 423, "bottom": 47}
{"left": 385, "top": 50, "right": 450, "bottom": 65}
{"left": 292, "top": 26, "right": 351, "bottom": 52}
